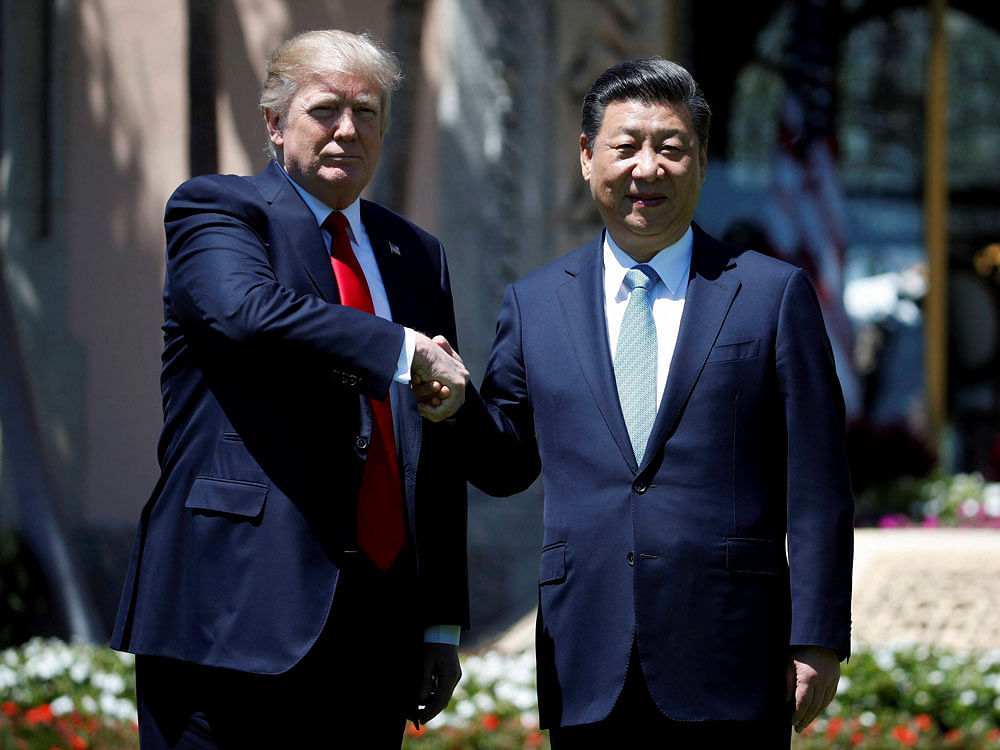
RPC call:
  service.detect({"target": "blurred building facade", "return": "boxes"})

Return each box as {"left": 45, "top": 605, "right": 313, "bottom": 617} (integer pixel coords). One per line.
{"left": 1, "top": 0, "right": 998, "bottom": 641}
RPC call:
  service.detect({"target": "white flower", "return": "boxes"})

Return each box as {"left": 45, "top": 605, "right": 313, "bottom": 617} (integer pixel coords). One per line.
{"left": 927, "top": 670, "right": 945, "bottom": 685}
{"left": 959, "top": 689, "right": 978, "bottom": 706}
{"left": 70, "top": 662, "right": 90, "bottom": 683}
{"left": 836, "top": 676, "right": 852, "bottom": 694}
{"left": 0, "top": 665, "right": 18, "bottom": 690}
{"left": 874, "top": 648, "right": 896, "bottom": 671}
{"left": 860, "top": 711, "right": 877, "bottom": 727}
{"left": 93, "top": 670, "right": 127, "bottom": 695}
{"left": 519, "top": 710, "right": 539, "bottom": 728}
{"left": 50, "top": 695, "right": 75, "bottom": 716}
{"left": 81, "top": 695, "right": 98, "bottom": 714}
{"left": 984, "top": 484, "right": 1000, "bottom": 516}
{"left": 960, "top": 498, "right": 980, "bottom": 518}
{"left": 472, "top": 691, "right": 496, "bottom": 713}
{"left": 455, "top": 699, "right": 476, "bottom": 719}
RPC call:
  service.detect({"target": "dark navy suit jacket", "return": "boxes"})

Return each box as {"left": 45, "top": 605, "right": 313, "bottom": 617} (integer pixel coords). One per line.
{"left": 111, "top": 161, "right": 468, "bottom": 673}
{"left": 461, "top": 225, "right": 853, "bottom": 727}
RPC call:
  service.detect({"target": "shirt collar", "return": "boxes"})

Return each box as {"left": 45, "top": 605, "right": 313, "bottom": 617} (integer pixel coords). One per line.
{"left": 278, "top": 164, "right": 363, "bottom": 240}
{"left": 604, "top": 226, "right": 693, "bottom": 299}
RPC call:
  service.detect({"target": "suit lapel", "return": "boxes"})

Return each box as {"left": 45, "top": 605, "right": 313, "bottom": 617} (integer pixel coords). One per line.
{"left": 640, "top": 225, "right": 740, "bottom": 472}
{"left": 360, "top": 200, "right": 424, "bottom": 331}
{"left": 253, "top": 161, "right": 341, "bottom": 303}
{"left": 556, "top": 234, "right": 638, "bottom": 472}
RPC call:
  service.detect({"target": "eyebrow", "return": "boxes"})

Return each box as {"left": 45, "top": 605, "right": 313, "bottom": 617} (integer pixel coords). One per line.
{"left": 305, "top": 92, "right": 381, "bottom": 109}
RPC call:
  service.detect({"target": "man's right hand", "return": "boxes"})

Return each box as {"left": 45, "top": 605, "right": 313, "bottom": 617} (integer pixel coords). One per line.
{"left": 412, "top": 334, "right": 468, "bottom": 421}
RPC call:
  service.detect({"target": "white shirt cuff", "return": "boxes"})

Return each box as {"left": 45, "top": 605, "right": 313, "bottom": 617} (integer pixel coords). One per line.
{"left": 423, "top": 624, "right": 461, "bottom": 645}
{"left": 393, "top": 327, "right": 416, "bottom": 384}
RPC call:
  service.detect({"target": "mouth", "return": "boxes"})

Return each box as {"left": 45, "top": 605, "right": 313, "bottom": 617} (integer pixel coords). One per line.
{"left": 627, "top": 192, "right": 667, "bottom": 208}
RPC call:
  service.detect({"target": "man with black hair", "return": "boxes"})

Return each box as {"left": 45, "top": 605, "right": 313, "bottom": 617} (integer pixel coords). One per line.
{"left": 425, "top": 58, "right": 854, "bottom": 747}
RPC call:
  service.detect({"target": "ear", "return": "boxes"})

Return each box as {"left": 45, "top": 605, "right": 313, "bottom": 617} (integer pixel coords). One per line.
{"left": 263, "top": 108, "right": 284, "bottom": 148}
{"left": 580, "top": 133, "right": 592, "bottom": 182}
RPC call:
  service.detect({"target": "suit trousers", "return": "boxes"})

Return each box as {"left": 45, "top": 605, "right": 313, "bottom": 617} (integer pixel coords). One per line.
{"left": 547, "top": 644, "right": 791, "bottom": 750}
{"left": 135, "top": 551, "right": 422, "bottom": 749}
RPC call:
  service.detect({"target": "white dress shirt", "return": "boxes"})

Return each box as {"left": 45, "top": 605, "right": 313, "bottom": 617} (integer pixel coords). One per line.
{"left": 284, "top": 178, "right": 416, "bottom": 382}
{"left": 603, "top": 226, "right": 693, "bottom": 410}
{"left": 282, "top": 170, "right": 458, "bottom": 646}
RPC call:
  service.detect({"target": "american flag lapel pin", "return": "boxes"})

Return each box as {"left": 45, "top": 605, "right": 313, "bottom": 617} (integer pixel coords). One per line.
{"left": 389, "top": 242, "right": 401, "bottom": 256}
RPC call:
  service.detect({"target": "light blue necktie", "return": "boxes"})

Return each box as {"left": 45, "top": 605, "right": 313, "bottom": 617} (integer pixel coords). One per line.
{"left": 614, "top": 264, "right": 660, "bottom": 465}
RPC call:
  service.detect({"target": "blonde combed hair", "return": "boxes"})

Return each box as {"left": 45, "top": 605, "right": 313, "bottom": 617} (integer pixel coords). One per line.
{"left": 260, "top": 29, "right": 402, "bottom": 154}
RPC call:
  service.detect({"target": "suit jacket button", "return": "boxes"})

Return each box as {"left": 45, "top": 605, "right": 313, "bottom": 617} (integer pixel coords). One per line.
{"left": 355, "top": 436, "right": 369, "bottom": 450}
{"left": 627, "top": 551, "right": 635, "bottom": 566}
{"left": 633, "top": 480, "right": 647, "bottom": 494}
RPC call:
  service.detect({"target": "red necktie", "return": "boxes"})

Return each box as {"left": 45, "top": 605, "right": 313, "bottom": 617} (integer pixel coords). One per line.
{"left": 324, "top": 211, "right": 405, "bottom": 571}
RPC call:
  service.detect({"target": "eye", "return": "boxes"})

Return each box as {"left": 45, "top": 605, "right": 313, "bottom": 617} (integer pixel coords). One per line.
{"left": 614, "top": 143, "right": 637, "bottom": 155}
{"left": 309, "top": 106, "right": 336, "bottom": 118}
{"left": 355, "top": 107, "right": 378, "bottom": 122}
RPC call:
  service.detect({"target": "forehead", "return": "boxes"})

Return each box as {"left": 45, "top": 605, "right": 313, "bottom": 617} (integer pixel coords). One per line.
{"left": 598, "top": 98, "right": 693, "bottom": 136}
{"left": 293, "top": 72, "right": 382, "bottom": 105}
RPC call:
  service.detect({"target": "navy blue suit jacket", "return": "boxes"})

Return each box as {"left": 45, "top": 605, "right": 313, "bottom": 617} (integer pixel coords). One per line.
{"left": 461, "top": 225, "right": 853, "bottom": 727}
{"left": 111, "top": 161, "right": 468, "bottom": 673}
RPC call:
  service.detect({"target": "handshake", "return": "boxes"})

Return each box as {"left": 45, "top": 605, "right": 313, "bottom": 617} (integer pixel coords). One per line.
{"left": 411, "top": 332, "right": 468, "bottom": 422}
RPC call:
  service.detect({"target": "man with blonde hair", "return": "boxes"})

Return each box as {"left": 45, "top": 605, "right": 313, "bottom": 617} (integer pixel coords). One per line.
{"left": 112, "top": 29, "right": 469, "bottom": 748}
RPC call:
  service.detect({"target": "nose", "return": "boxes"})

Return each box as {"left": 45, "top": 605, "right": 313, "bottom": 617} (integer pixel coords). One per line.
{"left": 334, "top": 109, "right": 357, "bottom": 141}
{"left": 632, "top": 145, "right": 662, "bottom": 182}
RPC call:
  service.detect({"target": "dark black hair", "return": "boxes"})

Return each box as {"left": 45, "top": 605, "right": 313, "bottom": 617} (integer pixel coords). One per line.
{"left": 581, "top": 58, "right": 711, "bottom": 151}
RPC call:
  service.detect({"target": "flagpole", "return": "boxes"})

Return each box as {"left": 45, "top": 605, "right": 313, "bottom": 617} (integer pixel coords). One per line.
{"left": 924, "top": 0, "right": 949, "bottom": 456}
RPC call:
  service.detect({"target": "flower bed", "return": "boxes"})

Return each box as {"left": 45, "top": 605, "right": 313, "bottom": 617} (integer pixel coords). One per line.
{"left": 858, "top": 472, "right": 1000, "bottom": 528}
{"left": 2, "top": 639, "right": 998, "bottom": 748}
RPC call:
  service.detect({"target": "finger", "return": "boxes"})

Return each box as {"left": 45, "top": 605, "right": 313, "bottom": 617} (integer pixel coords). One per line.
{"left": 417, "top": 688, "right": 449, "bottom": 726}
{"left": 432, "top": 335, "right": 455, "bottom": 356}
{"left": 417, "top": 403, "right": 445, "bottom": 422}
{"left": 794, "top": 687, "right": 818, "bottom": 733}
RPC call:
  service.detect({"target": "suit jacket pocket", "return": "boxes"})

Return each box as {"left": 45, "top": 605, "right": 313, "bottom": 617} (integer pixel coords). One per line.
{"left": 539, "top": 542, "right": 567, "bottom": 585}
{"left": 707, "top": 339, "right": 759, "bottom": 364}
{"left": 725, "top": 537, "right": 785, "bottom": 576}
{"left": 185, "top": 476, "right": 268, "bottom": 519}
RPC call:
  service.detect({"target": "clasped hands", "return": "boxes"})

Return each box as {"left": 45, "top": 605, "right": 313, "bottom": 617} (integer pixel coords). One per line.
{"left": 411, "top": 333, "right": 467, "bottom": 421}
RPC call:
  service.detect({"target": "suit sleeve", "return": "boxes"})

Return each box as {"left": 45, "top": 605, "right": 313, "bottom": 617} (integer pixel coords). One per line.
{"left": 776, "top": 268, "right": 855, "bottom": 658}
{"left": 164, "top": 175, "right": 403, "bottom": 400}
{"left": 415, "top": 239, "right": 470, "bottom": 630}
{"left": 459, "top": 284, "right": 542, "bottom": 497}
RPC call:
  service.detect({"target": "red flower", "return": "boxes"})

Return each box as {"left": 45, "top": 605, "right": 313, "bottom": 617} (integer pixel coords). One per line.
{"left": 827, "top": 716, "right": 845, "bottom": 736}
{"left": 944, "top": 728, "right": 963, "bottom": 743}
{"left": 1, "top": 701, "right": 18, "bottom": 717}
{"left": 525, "top": 730, "right": 546, "bottom": 747}
{"left": 914, "top": 714, "right": 933, "bottom": 732}
{"left": 25, "top": 703, "right": 54, "bottom": 725}
{"left": 850, "top": 731, "right": 865, "bottom": 746}
{"left": 891, "top": 724, "right": 918, "bottom": 746}
{"left": 988, "top": 727, "right": 1000, "bottom": 742}
{"left": 481, "top": 713, "right": 500, "bottom": 731}
{"left": 69, "top": 733, "right": 88, "bottom": 750}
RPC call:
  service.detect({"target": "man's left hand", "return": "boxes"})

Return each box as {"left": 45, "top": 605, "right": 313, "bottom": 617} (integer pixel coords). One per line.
{"left": 413, "top": 643, "right": 461, "bottom": 728}
{"left": 787, "top": 645, "right": 841, "bottom": 733}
